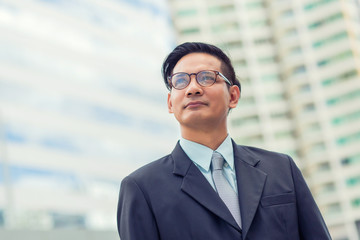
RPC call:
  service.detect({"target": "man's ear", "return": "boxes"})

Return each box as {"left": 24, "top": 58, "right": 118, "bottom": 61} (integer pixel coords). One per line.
{"left": 167, "top": 92, "right": 174, "bottom": 113}
{"left": 228, "top": 85, "right": 240, "bottom": 109}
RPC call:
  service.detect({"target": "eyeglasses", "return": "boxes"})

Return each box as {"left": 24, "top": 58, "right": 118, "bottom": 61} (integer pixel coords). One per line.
{"left": 168, "top": 70, "right": 232, "bottom": 90}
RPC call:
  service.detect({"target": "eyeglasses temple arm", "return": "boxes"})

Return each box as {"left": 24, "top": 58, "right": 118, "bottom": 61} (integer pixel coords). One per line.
{"left": 218, "top": 72, "right": 232, "bottom": 86}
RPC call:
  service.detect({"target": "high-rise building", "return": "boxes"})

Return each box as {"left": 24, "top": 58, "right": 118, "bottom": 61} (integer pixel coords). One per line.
{"left": 0, "top": 0, "right": 177, "bottom": 233}
{"left": 168, "top": 0, "right": 360, "bottom": 239}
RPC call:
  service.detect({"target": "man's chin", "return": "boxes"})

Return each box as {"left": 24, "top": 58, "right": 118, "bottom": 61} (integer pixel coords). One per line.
{"left": 179, "top": 115, "right": 212, "bottom": 128}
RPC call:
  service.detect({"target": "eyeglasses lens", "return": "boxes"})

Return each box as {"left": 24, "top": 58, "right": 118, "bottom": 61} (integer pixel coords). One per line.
{"left": 172, "top": 73, "right": 189, "bottom": 89}
{"left": 171, "top": 71, "right": 218, "bottom": 89}
{"left": 197, "top": 71, "right": 216, "bottom": 86}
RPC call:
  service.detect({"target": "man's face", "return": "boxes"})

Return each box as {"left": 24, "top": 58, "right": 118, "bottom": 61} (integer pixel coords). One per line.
{"left": 167, "top": 52, "right": 240, "bottom": 130}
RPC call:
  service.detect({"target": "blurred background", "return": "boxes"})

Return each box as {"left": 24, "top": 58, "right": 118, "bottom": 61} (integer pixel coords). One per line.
{"left": 0, "top": 0, "right": 359, "bottom": 239}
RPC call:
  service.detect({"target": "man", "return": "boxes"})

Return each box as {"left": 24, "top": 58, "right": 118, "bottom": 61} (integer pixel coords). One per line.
{"left": 117, "top": 42, "right": 331, "bottom": 239}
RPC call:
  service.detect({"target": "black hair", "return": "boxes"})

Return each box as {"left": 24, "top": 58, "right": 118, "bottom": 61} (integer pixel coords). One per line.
{"left": 161, "top": 42, "right": 241, "bottom": 91}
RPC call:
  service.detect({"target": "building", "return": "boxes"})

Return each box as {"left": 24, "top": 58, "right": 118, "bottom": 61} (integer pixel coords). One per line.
{"left": 167, "top": 0, "right": 360, "bottom": 239}
{"left": 0, "top": 0, "right": 177, "bottom": 234}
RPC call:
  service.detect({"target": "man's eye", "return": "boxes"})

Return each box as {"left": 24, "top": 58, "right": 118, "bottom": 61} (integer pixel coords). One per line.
{"left": 200, "top": 74, "right": 215, "bottom": 82}
{"left": 173, "top": 76, "right": 189, "bottom": 87}
{"left": 175, "top": 77, "right": 187, "bottom": 84}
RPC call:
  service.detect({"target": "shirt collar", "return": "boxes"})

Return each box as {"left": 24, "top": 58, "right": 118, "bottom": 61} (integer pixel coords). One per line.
{"left": 179, "top": 135, "right": 234, "bottom": 172}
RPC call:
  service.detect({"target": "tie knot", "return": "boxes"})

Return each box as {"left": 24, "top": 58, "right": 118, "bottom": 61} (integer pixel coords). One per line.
{"left": 212, "top": 152, "right": 224, "bottom": 170}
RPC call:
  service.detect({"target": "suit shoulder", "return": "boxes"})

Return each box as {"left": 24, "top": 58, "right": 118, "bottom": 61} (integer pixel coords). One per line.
{"left": 237, "top": 145, "right": 299, "bottom": 186}
{"left": 126, "top": 154, "right": 173, "bottom": 181}
{"left": 238, "top": 144, "right": 293, "bottom": 164}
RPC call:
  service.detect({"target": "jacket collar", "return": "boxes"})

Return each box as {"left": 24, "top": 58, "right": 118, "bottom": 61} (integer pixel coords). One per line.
{"left": 172, "top": 140, "right": 267, "bottom": 238}
{"left": 232, "top": 140, "right": 267, "bottom": 239}
{"left": 172, "top": 141, "right": 241, "bottom": 231}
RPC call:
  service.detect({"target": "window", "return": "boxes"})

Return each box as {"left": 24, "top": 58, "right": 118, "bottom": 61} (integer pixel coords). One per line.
{"left": 235, "top": 134, "right": 264, "bottom": 145}
{"left": 332, "top": 110, "right": 360, "bottom": 126}
{"left": 317, "top": 50, "right": 353, "bottom": 67}
{"left": 266, "top": 93, "right": 285, "bottom": 102}
{"left": 352, "top": 198, "right": 360, "bottom": 208}
{"left": 249, "top": 19, "right": 270, "bottom": 27}
{"left": 299, "top": 84, "right": 311, "bottom": 93}
{"left": 208, "top": 4, "right": 235, "bottom": 14}
{"left": 40, "top": 135, "right": 78, "bottom": 153}
{"left": 274, "top": 130, "right": 294, "bottom": 139}
{"left": 341, "top": 153, "right": 360, "bottom": 166}
{"left": 254, "top": 37, "right": 273, "bottom": 45}
{"left": 283, "top": 149, "right": 298, "bottom": 159}
{"left": 211, "top": 22, "right": 239, "bottom": 33}
{"left": 316, "top": 182, "right": 335, "bottom": 194}
{"left": 219, "top": 40, "right": 243, "bottom": 49}
{"left": 261, "top": 74, "right": 280, "bottom": 82}
{"left": 337, "top": 131, "right": 360, "bottom": 146}
{"left": 323, "top": 202, "right": 341, "bottom": 215}
{"left": 281, "top": 9, "right": 293, "bottom": 18}
{"left": 308, "top": 12, "right": 343, "bottom": 30}
{"left": 317, "top": 162, "right": 331, "bottom": 172}
{"left": 233, "top": 59, "right": 247, "bottom": 68}
{"left": 270, "top": 111, "right": 291, "bottom": 119}
{"left": 5, "top": 127, "right": 28, "bottom": 144}
{"left": 245, "top": 1, "right": 265, "bottom": 9}
{"left": 326, "top": 89, "right": 360, "bottom": 106}
{"left": 177, "top": 9, "right": 197, "bottom": 17}
{"left": 258, "top": 56, "right": 277, "bottom": 64}
{"left": 241, "top": 77, "right": 251, "bottom": 83}
{"left": 313, "top": 31, "right": 348, "bottom": 48}
{"left": 305, "top": 122, "right": 321, "bottom": 133}
{"left": 284, "top": 28, "right": 297, "bottom": 37}
{"left": 303, "top": 103, "right": 316, "bottom": 112}
{"left": 288, "top": 46, "right": 302, "bottom": 55}
{"left": 309, "top": 142, "right": 326, "bottom": 153}
{"left": 180, "top": 27, "right": 200, "bottom": 35}
{"left": 304, "top": 0, "right": 337, "bottom": 11}
{"left": 238, "top": 96, "right": 255, "bottom": 106}
{"left": 9, "top": 165, "right": 81, "bottom": 190}
{"left": 322, "top": 69, "right": 357, "bottom": 87}
{"left": 52, "top": 212, "right": 86, "bottom": 228}
{"left": 89, "top": 104, "right": 133, "bottom": 125}
{"left": 231, "top": 115, "right": 259, "bottom": 127}
{"left": 0, "top": 210, "right": 4, "bottom": 227}
{"left": 292, "top": 65, "right": 306, "bottom": 75}
{"left": 346, "top": 175, "right": 360, "bottom": 187}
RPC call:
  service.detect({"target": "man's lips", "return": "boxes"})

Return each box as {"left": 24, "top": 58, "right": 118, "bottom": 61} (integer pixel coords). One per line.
{"left": 184, "top": 101, "right": 207, "bottom": 108}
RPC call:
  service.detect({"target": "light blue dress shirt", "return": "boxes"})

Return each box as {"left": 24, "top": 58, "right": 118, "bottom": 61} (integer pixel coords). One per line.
{"left": 179, "top": 135, "right": 238, "bottom": 194}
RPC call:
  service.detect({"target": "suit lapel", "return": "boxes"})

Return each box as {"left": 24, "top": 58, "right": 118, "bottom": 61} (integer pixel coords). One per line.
{"left": 171, "top": 142, "right": 241, "bottom": 232}
{"left": 233, "top": 142, "right": 267, "bottom": 239}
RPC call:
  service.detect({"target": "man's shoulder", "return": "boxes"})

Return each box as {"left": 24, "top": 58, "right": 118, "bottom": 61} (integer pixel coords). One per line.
{"left": 126, "top": 153, "right": 173, "bottom": 181}
{"left": 238, "top": 144, "right": 290, "bottom": 159}
{"left": 235, "top": 144, "right": 298, "bottom": 183}
{"left": 234, "top": 143, "right": 294, "bottom": 167}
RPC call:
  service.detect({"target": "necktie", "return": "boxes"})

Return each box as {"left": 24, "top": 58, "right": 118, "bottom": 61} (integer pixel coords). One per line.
{"left": 211, "top": 151, "right": 242, "bottom": 228}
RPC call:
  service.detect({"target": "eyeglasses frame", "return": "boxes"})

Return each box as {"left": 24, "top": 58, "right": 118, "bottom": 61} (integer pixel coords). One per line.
{"left": 168, "top": 70, "right": 233, "bottom": 90}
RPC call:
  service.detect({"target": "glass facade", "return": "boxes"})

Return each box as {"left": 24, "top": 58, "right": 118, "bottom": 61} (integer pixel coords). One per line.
{"left": 169, "top": 0, "right": 360, "bottom": 238}
{"left": 0, "top": 0, "right": 176, "bottom": 232}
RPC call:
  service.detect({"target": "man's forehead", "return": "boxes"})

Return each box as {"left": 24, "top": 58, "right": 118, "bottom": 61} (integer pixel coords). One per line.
{"left": 173, "top": 53, "right": 222, "bottom": 73}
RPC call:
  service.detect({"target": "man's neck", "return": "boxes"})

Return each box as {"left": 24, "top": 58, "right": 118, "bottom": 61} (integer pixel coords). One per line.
{"left": 180, "top": 127, "right": 228, "bottom": 150}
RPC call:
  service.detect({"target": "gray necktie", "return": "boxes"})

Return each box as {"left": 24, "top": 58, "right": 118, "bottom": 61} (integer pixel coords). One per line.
{"left": 211, "top": 151, "right": 242, "bottom": 228}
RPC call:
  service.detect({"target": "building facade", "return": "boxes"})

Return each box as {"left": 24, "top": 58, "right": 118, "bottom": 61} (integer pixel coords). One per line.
{"left": 0, "top": 0, "right": 176, "bottom": 232}
{"left": 167, "top": 0, "right": 360, "bottom": 239}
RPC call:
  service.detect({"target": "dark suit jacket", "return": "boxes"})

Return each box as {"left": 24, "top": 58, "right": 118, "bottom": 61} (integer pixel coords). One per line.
{"left": 117, "top": 141, "right": 331, "bottom": 239}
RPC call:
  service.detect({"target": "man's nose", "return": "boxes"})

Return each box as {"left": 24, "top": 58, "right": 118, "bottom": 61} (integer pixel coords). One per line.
{"left": 185, "top": 75, "right": 203, "bottom": 96}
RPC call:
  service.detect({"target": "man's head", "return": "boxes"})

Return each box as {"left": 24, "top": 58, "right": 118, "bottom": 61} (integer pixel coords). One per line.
{"left": 163, "top": 42, "right": 241, "bottom": 133}
{"left": 162, "top": 42, "right": 241, "bottom": 91}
